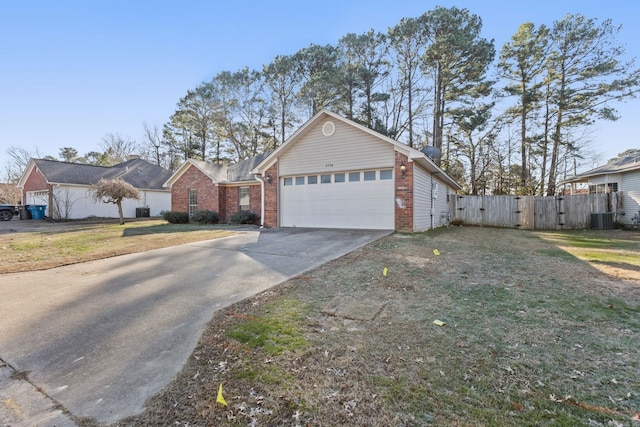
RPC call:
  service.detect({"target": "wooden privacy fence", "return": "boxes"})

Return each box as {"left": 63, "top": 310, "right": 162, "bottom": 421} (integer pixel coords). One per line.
{"left": 452, "top": 192, "right": 623, "bottom": 230}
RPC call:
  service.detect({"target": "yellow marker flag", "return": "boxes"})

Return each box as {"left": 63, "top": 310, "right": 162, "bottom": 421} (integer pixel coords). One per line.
{"left": 383, "top": 267, "right": 388, "bottom": 276}
{"left": 217, "top": 383, "right": 227, "bottom": 406}
{"left": 433, "top": 249, "right": 440, "bottom": 256}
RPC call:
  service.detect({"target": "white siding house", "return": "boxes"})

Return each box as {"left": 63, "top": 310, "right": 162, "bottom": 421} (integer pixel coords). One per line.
{"left": 563, "top": 151, "right": 640, "bottom": 225}
{"left": 18, "top": 158, "right": 172, "bottom": 220}
{"left": 253, "top": 109, "right": 461, "bottom": 232}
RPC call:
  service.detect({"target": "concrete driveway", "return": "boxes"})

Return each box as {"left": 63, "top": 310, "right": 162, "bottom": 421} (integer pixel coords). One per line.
{"left": 0, "top": 227, "right": 390, "bottom": 424}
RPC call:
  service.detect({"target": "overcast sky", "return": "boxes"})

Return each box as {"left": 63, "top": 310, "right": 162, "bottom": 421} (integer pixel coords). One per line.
{"left": 1, "top": 0, "right": 639, "bottom": 173}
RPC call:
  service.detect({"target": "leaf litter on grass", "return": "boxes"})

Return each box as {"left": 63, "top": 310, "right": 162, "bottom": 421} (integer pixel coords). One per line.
{"left": 112, "top": 227, "right": 640, "bottom": 427}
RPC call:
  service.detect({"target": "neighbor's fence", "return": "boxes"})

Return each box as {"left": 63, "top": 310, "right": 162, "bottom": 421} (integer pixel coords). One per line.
{"left": 452, "top": 192, "right": 623, "bottom": 230}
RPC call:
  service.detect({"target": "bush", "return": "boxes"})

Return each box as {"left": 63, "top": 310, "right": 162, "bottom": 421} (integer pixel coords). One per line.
{"left": 163, "top": 211, "right": 189, "bottom": 224}
{"left": 191, "top": 210, "right": 220, "bottom": 224}
{"left": 230, "top": 210, "right": 259, "bottom": 225}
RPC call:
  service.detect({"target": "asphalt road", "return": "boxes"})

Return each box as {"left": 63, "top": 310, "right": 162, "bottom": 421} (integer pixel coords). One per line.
{"left": 0, "top": 227, "right": 390, "bottom": 424}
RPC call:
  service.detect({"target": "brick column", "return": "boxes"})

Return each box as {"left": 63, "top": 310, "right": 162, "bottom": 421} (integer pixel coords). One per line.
{"left": 263, "top": 162, "right": 278, "bottom": 227}
{"left": 395, "top": 152, "right": 413, "bottom": 232}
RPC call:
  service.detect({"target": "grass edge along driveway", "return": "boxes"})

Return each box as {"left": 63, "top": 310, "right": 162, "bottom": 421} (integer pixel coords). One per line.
{"left": 0, "top": 219, "right": 238, "bottom": 274}
{"left": 106, "top": 226, "right": 640, "bottom": 427}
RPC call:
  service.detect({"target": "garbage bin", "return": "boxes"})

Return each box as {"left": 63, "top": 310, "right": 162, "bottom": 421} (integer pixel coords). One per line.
{"left": 18, "top": 205, "right": 32, "bottom": 220}
{"left": 28, "top": 205, "right": 47, "bottom": 220}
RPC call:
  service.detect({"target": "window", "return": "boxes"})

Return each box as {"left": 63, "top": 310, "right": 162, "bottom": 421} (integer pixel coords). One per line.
{"left": 380, "top": 169, "right": 393, "bottom": 180}
{"left": 349, "top": 172, "right": 360, "bottom": 182}
{"left": 295, "top": 176, "right": 305, "bottom": 185}
{"left": 335, "top": 173, "right": 345, "bottom": 183}
{"left": 591, "top": 182, "right": 619, "bottom": 193}
{"left": 283, "top": 177, "right": 293, "bottom": 186}
{"left": 239, "top": 186, "right": 250, "bottom": 211}
{"left": 188, "top": 189, "right": 197, "bottom": 216}
{"left": 321, "top": 174, "right": 332, "bottom": 184}
{"left": 364, "top": 171, "right": 376, "bottom": 181}
{"left": 308, "top": 175, "right": 318, "bottom": 184}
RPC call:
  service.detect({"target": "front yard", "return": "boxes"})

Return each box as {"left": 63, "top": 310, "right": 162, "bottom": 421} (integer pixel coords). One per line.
{"left": 104, "top": 226, "right": 639, "bottom": 426}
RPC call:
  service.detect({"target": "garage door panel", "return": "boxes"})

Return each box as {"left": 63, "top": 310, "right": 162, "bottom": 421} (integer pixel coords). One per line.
{"left": 281, "top": 177, "right": 394, "bottom": 229}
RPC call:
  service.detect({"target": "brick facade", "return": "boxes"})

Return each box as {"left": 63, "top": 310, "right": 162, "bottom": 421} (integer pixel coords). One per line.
{"left": 171, "top": 164, "right": 263, "bottom": 223}
{"left": 219, "top": 184, "right": 259, "bottom": 222}
{"left": 262, "top": 162, "right": 278, "bottom": 227}
{"left": 170, "top": 165, "right": 220, "bottom": 214}
{"left": 22, "top": 166, "right": 53, "bottom": 208}
{"left": 394, "top": 152, "right": 414, "bottom": 232}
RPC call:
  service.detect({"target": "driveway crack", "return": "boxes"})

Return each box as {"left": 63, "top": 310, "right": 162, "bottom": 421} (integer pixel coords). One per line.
{"left": 0, "top": 355, "right": 80, "bottom": 426}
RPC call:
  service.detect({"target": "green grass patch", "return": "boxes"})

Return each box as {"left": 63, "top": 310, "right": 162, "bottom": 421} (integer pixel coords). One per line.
{"left": 235, "top": 365, "right": 293, "bottom": 384}
{"left": 541, "top": 230, "right": 638, "bottom": 250}
{"left": 228, "top": 298, "right": 307, "bottom": 356}
{"left": 575, "top": 250, "right": 640, "bottom": 266}
{"left": 8, "top": 242, "right": 39, "bottom": 251}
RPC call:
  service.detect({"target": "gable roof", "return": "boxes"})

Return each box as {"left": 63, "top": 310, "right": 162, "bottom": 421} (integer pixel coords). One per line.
{"left": 18, "top": 158, "right": 172, "bottom": 190}
{"left": 252, "top": 109, "right": 461, "bottom": 190}
{"left": 564, "top": 151, "right": 640, "bottom": 183}
{"left": 227, "top": 151, "right": 272, "bottom": 182}
{"left": 164, "top": 151, "right": 274, "bottom": 187}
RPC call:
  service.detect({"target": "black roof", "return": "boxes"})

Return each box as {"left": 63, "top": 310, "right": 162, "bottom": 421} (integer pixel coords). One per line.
{"left": 564, "top": 150, "right": 640, "bottom": 182}
{"left": 32, "top": 158, "right": 172, "bottom": 190}
{"left": 227, "top": 151, "right": 273, "bottom": 182}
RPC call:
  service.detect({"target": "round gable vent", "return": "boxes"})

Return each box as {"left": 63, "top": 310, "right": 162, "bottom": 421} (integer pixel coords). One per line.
{"left": 322, "top": 121, "right": 336, "bottom": 136}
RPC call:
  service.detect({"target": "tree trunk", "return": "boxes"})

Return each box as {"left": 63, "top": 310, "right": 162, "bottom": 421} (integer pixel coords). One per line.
{"left": 520, "top": 86, "right": 528, "bottom": 193}
{"left": 407, "top": 73, "right": 414, "bottom": 148}
{"left": 546, "top": 121, "right": 561, "bottom": 196}
{"left": 117, "top": 201, "right": 125, "bottom": 225}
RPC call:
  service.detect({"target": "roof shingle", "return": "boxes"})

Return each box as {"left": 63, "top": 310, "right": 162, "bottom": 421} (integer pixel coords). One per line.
{"left": 33, "top": 158, "right": 172, "bottom": 190}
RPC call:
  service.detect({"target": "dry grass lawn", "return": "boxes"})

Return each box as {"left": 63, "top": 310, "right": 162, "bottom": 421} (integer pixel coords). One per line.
{"left": 0, "top": 219, "right": 237, "bottom": 273}
{"left": 3, "top": 221, "right": 638, "bottom": 425}
{"left": 96, "top": 226, "right": 639, "bottom": 427}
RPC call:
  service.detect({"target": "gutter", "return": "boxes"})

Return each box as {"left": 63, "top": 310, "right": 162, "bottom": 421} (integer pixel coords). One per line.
{"left": 431, "top": 171, "right": 441, "bottom": 230}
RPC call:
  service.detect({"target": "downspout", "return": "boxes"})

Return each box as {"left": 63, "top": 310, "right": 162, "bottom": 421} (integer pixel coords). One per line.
{"left": 430, "top": 174, "right": 435, "bottom": 230}
{"left": 255, "top": 174, "right": 265, "bottom": 228}
{"left": 431, "top": 172, "right": 441, "bottom": 230}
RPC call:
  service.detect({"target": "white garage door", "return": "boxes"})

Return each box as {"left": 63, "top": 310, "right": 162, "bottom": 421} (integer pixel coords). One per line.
{"left": 280, "top": 169, "right": 394, "bottom": 229}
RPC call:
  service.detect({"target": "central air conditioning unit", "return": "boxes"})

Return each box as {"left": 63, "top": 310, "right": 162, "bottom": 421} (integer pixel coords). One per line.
{"left": 591, "top": 212, "right": 614, "bottom": 230}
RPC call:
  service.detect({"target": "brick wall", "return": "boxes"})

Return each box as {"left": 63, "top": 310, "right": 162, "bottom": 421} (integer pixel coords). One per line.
{"left": 250, "top": 185, "right": 261, "bottom": 219}
{"left": 170, "top": 165, "right": 219, "bottom": 213}
{"left": 218, "top": 183, "right": 261, "bottom": 223}
{"left": 263, "top": 163, "right": 278, "bottom": 227}
{"left": 395, "top": 152, "right": 413, "bottom": 232}
{"left": 222, "top": 186, "right": 237, "bottom": 222}
{"left": 22, "top": 166, "right": 53, "bottom": 207}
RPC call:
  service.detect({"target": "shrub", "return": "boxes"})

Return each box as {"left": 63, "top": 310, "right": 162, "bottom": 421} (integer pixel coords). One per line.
{"left": 191, "top": 210, "right": 220, "bottom": 224}
{"left": 163, "top": 211, "right": 189, "bottom": 224}
{"left": 230, "top": 210, "right": 259, "bottom": 225}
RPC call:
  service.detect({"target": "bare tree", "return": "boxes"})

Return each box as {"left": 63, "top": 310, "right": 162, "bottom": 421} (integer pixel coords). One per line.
{"left": 4, "top": 145, "right": 41, "bottom": 182}
{"left": 141, "top": 122, "right": 164, "bottom": 167}
{"left": 91, "top": 178, "right": 140, "bottom": 224}
{"left": 100, "top": 134, "right": 139, "bottom": 166}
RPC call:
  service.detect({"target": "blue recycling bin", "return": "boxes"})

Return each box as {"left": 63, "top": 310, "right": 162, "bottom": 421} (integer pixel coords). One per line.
{"left": 28, "top": 205, "right": 47, "bottom": 220}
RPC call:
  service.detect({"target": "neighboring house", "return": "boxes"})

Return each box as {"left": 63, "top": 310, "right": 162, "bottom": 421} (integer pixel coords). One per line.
{"left": 17, "top": 157, "right": 172, "bottom": 220}
{"left": 167, "top": 110, "right": 460, "bottom": 232}
{"left": 164, "top": 152, "right": 270, "bottom": 223}
{"left": 562, "top": 151, "right": 640, "bottom": 225}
